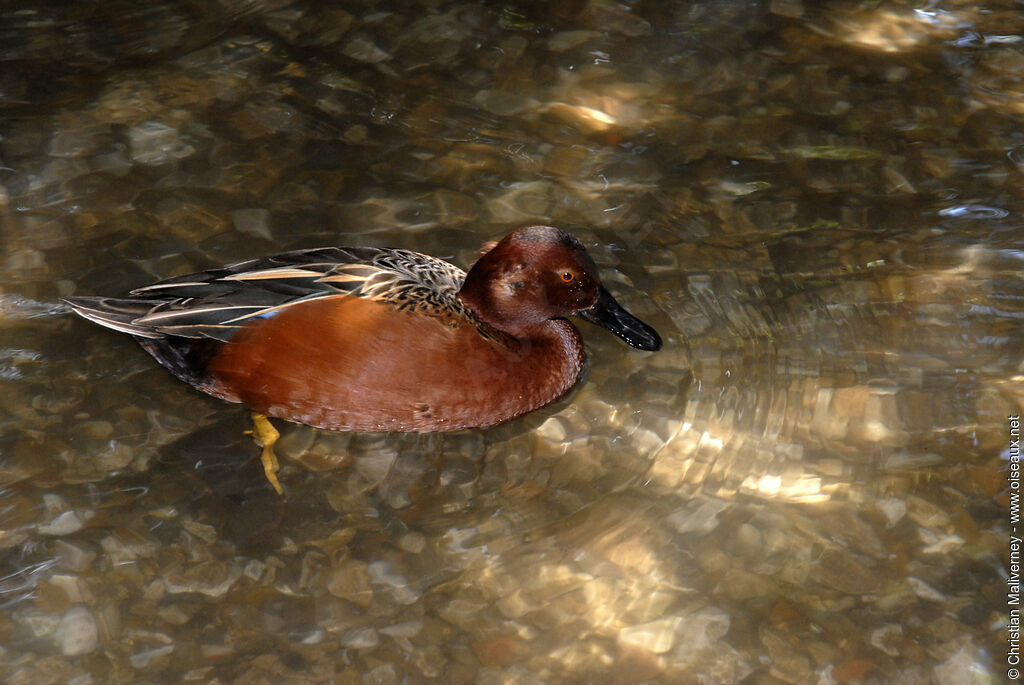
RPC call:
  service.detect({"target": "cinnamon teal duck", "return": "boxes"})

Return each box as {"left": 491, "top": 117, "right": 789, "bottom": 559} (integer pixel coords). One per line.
{"left": 66, "top": 225, "right": 662, "bottom": 493}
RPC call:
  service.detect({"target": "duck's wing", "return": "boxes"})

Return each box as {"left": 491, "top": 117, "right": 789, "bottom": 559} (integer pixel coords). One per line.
{"left": 66, "top": 246, "right": 469, "bottom": 342}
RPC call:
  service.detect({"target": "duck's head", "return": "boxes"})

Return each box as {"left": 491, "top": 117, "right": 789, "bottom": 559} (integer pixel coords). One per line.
{"left": 459, "top": 225, "right": 662, "bottom": 351}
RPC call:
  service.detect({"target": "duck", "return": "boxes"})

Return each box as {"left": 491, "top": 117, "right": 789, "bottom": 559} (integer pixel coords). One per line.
{"left": 66, "top": 225, "right": 662, "bottom": 493}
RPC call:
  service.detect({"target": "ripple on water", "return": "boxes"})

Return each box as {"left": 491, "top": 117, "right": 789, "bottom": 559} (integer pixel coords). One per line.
{"left": 937, "top": 203, "right": 1010, "bottom": 219}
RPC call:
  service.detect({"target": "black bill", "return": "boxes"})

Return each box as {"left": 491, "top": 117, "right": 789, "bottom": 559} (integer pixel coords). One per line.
{"left": 577, "top": 285, "right": 662, "bottom": 351}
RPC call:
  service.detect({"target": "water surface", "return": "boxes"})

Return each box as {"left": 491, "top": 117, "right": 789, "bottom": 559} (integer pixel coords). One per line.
{"left": 1, "top": 1, "right": 1020, "bottom": 683}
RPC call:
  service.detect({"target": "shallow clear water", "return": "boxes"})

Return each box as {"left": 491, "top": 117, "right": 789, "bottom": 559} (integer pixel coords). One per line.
{"left": 1, "top": 1, "right": 1021, "bottom": 683}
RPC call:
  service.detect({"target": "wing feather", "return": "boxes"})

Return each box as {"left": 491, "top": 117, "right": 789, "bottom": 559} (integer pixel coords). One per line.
{"left": 69, "top": 246, "right": 476, "bottom": 342}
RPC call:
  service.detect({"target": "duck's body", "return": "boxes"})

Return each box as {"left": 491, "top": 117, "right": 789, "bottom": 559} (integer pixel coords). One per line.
{"left": 67, "top": 226, "right": 661, "bottom": 438}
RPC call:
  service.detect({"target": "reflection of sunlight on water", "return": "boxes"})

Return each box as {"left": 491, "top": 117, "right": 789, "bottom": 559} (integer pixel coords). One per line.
{"left": 536, "top": 67, "right": 671, "bottom": 137}
{"left": 448, "top": 497, "right": 754, "bottom": 679}
{"left": 818, "top": 5, "right": 1024, "bottom": 116}
{"left": 938, "top": 204, "right": 1009, "bottom": 220}
{"left": 742, "top": 473, "right": 827, "bottom": 502}
{"left": 542, "top": 102, "right": 618, "bottom": 132}
{"left": 820, "top": 7, "right": 968, "bottom": 52}
{"left": 650, "top": 419, "right": 837, "bottom": 503}
{"left": 641, "top": 240, "right": 1021, "bottom": 506}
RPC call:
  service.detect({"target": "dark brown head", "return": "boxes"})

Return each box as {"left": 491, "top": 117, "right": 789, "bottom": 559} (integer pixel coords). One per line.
{"left": 459, "top": 226, "right": 661, "bottom": 351}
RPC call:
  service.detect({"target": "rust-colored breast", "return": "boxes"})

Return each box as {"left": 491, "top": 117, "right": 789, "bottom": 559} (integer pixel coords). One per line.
{"left": 203, "top": 295, "right": 584, "bottom": 432}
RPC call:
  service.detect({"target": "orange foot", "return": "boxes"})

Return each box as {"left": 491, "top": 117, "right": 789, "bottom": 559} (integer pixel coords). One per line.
{"left": 246, "top": 412, "right": 283, "bottom": 495}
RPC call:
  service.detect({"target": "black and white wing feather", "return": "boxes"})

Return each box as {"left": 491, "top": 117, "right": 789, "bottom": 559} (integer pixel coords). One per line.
{"left": 65, "top": 246, "right": 470, "bottom": 342}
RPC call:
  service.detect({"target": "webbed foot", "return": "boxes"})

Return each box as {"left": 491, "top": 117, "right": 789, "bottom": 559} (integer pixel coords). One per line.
{"left": 246, "top": 412, "right": 283, "bottom": 495}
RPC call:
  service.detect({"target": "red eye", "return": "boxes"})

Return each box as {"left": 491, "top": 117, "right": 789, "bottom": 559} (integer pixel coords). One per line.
{"left": 560, "top": 271, "right": 575, "bottom": 283}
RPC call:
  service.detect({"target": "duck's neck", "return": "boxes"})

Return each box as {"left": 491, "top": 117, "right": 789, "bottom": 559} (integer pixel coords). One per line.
{"left": 460, "top": 275, "right": 584, "bottom": 383}
{"left": 535, "top": 319, "right": 587, "bottom": 397}
{"left": 491, "top": 318, "right": 586, "bottom": 421}
{"left": 458, "top": 288, "right": 545, "bottom": 346}
{"left": 458, "top": 250, "right": 507, "bottom": 326}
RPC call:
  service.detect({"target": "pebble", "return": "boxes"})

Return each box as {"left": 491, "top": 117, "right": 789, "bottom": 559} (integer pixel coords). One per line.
{"left": 48, "top": 124, "right": 109, "bottom": 158}
{"left": 472, "top": 90, "right": 537, "bottom": 117}
{"left": 932, "top": 642, "right": 989, "bottom": 684}
{"left": 342, "top": 627, "right": 380, "bottom": 649}
{"left": 869, "top": 624, "right": 902, "bottom": 657}
{"left": 379, "top": 619, "right": 423, "bottom": 639}
{"left": 130, "top": 644, "right": 175, "bottom": 668}
{"left": 78, "top": 420, "right": 114, "bottom": 439}
{"left": 618, "top": 617, "right": 682, "bottom": 654}
{"left": 769, "top": 0, "right": 804, "bottom": 19}
{"left": 919, "top": 530, "right": 964, "bottom": 555}
{"left": 24, "top": 612, "right": 60, "bottom": 638}
{"left": 355, "top": 448, "right": 398, "bottom": 484}
{"left": 875, "top": 498, "right": 907, "bottom": 527}
{"left": 398, "top": 532, "right": 426, "bottom": 554}
{"left": 164, "top": 561, "right": 242, "bottom": 598}
{"left": 368, "top": 561, "right": 420, "bottom": 605}
{"left": 362, "top": 663, "right": 400, "bottom": 685}
{"left": 129, "top": 121, "right": 195, "bottom": 165}
{"left": 39, "top": 510, "right": 89, "bottom": 536}
{"left": 53, "top": 540, "right": 96, "bottom": 572}
{"left": 231, "top": 208, "right": 273, "bottom": 240}
{"left": 440, "top": 598, "right": 489, "bottom": 632}
{"left": 55, "top": 607, "right": 99, "bottom": 656}
{"left": 731, "top": 522, "right": 763, "bottom": 557}
{"left": 327, "top": 560, "right": 373, "bottom": 607}
{"left": 343, "top": 35, "right": 390, "bottom": 63}
{"left": 536, "top": 416, "right": 568, "bottom": 444}
{"left": 94, "top": 443, "right": 134, "bottom": 472}
{"left": 547, "top": 30, "right": 602, "bottom": 52}
{"left": 905, "top": 495, "right": 950, "bottom": 528}
{"left": 907, "top": 577, "right": 947, "bottom": 603}
{"left": 47, "top": 574, "right": 94, "bottom": 604}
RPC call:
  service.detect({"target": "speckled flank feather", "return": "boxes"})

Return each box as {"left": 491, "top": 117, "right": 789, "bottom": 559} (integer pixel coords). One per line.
{"left": 72, "top": 246, "right": 512, "bottom": 346}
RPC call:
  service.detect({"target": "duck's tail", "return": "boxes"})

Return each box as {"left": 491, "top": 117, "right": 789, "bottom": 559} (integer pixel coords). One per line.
{"left": 65, "top": 296, "right": 226, "bottom": 391}
{"left": 63, "top": 297, "right": 166, "bottom": 339}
